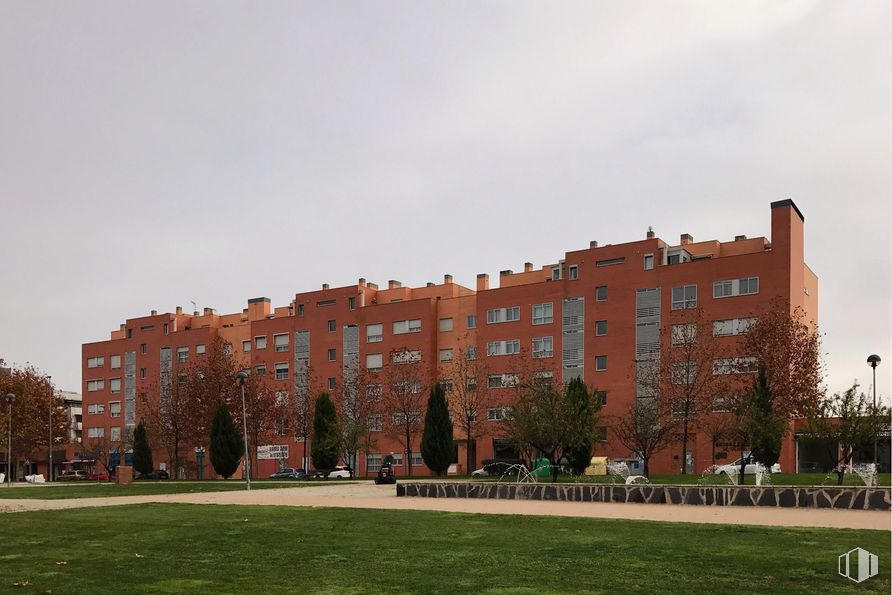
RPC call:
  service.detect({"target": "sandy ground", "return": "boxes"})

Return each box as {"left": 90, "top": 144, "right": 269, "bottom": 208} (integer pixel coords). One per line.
{"left": 1, "top": 483, "right": 889, "bottom": 530}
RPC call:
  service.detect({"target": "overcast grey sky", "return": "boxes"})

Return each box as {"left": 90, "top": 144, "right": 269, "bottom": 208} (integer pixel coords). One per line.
{"left": 1, "top": 1, "right": 889, "bottom": 400}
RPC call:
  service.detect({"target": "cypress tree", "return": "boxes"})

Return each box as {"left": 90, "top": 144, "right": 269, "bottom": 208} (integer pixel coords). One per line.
{"left": 132, "top": 421, "right": 154, "bottom": 476}
{"left": 746, "top": 367, "right": 785, "bottom": 470}
{"left": 311, "top": 392, "right": 340, "bottom": 470}
{"left": 209, "top": 403, "right": 243, "bottom": 479}
{"left": 565, "top": 378, "right": 595, "bottom": 475}
{"left": 421, "top": 382, "right": 454, "bottom": 476}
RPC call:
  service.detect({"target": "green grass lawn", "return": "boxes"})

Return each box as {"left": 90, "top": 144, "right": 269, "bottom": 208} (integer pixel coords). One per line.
{"left": 0, "top": 505, "right": 887, "bottom": 594}
{"left": 0, "top": 480, "right": 351, "bottom": 500}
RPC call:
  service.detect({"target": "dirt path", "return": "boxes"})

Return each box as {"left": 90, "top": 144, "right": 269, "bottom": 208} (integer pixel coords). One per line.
{"left": 1, "top": 483, "right": 888, "bottom": 530}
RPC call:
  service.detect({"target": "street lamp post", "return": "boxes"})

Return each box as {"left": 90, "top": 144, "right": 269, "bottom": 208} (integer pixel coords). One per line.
{"left": 5, "top": 393, "right": 15, "bottom": 486}
{"left": 236, "top": 371, "right": 251, "bottom": 491}
{"left": 48, "top": 375, "right": 53, "bottom": 482}
{"left": 194, "top": 446, "right": 206, "bottom": 480}
{"left": 867, "top": 355, "right": 881, "bottom": 469}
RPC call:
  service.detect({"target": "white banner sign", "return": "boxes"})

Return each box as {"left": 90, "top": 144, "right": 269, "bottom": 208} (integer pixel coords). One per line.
{"left": 257, "top": 444, "right": 289, "bottom": 460}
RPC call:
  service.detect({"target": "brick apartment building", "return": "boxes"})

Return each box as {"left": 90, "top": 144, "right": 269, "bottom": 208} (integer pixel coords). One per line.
{"left": 81, "top": 200, "right": 817, "bottom": 478}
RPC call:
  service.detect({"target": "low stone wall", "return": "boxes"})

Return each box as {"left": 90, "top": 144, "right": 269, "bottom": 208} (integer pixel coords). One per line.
{"left": 396, "top": 482, "right": 891, "bottom": 510}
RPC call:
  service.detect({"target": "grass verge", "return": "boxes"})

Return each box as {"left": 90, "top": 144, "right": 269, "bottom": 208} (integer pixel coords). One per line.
{"left": 0, "top": 504, "right": 888, "bottom": 594}
{"left": 0, "top": 480, "right": 353, "bottom": 500}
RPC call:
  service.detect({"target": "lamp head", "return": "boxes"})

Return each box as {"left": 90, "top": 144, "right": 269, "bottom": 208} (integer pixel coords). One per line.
{"left": 4, "top": 393, "right": 15, "bottom": 405}
{"left": 236, "top": 371, "right": 249, "bottom": 385}
{"left": 867, "top": 354, "right": 881, "bottom": 369}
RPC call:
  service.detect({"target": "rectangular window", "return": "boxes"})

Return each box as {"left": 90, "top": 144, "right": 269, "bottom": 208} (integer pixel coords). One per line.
{"left": 139, "top": 368, "right": 146, "bottom": 379}
{"left": 595, "top": 320, "right": 608, "bottom": 336}
{"left": 594, "top": 426, "right": 607, "bottom": 442}
{"left": 110, "top": 426, "right": 121, "bottom": 442}
{"left": 487, "top": 340, "right": 521, "bottom": 356}
{"left": 366, "top": 323, "right": 383, "bottom": 342}
{"left": 328, "top": 320, "right": 337, "bottom": 332}
{"left": 328, "top": 348, "right": 337, "bottom": 362}
{"left": 109, "top": 378, "right": 121, "bottom": 394}
{"left": 366, "top": 384, "right": 383, "bottom": 401}
{"left": 109, "top": 401, "right": 121, "bottom": 418}
{"left": 317, "top": 299, "right": 336, "bottom": 307}
{"left": 440, "top": 380, "right": 454, "bottom": 393}
{"left": 532, "top": 336, "right": 553, "bottom": 358}
{"left": 177, "top": 347, "right": 188, "bottom": 363}
{"left": 393, "top": 319, "right": 422, "bottom": 334}
{"left": 466, "top": 314, "right": 477, "bottom": 329}
{"left": 467, "top": 346, "right": 477, "bottom": 360}
{"left": 713, "top": 357, "right": 759, "bottom": 375}
{"left": 87, "top": 356, "right": 105, "bottom": 368}
{"left": 366, "top": 454, "right": 383, "bottom": 472}
{"left": 328, "top": 377, "right": 336, "bottom": 390}
{"left": 110, "top": 355, "right": 121, "bottom": 369}
{"left": 366, "top": 353, "right": 383, "bottom": 371}
{"left": 595, "top": 355, "right": 607, "bottom": 371}
{"left": 87, "top": 427, "right": 105, "bottom": 438}
{"left": 487, "top": 407, "right": 507, "bottom": 421}
{"left": 256, "top": 365, "right": 267, "bottom": 375}
{"left": 439, "top": 318, "right": 453, "bottom": 332}
{"left": 275, "top": 363, "right": 289, "bottom": 380}
{"left": 274, "top": 391, "right": 288, "bottom": 406}
{"left": 671, "top": 323, "right": 697, "bottom": 346}
{"left": 439, "top": 348, "right": 453, "bottom": 362}
{"left": 595, "top": 286, "right": 608, "bottom": 301}
{"left": 532, "top": 303, "right": 553, "bottom": 325}
{"left": 274, "top": 334, "right": 289, "bottom": 352}
{"left": 672, "top": 362, "right": 698, "bottom": 385}
{"left": 87, "top": 403, "right": 105, "bottom": 414}
{"left": 242, "top": 340, "right": 251, "bottom": 353}
{"left": 87, "top": 379, "right": 105, "bottom": 392}
{"left": 644, "top": 254, "right": 654, "bottom": 270}
{"left": 368, "top": 415, "right": 382, "bottom": 432}
{"left": 595, "top": 391, "right": 608, "bottom": 406}
{"left": 487, "top": 373, "right": 518, "bottom": 389}
{"left": 392, "top": 350, "right": 421, "bottom": 364}
{"left": 713, "top": 317, "right": 757, "bottom": 337}
{"left": 486, "top": 306, "right": 520, "bottom": 324}
{"left": 255, "top": 336, "right": 267, "bottom": 350}
{"left": 596, "top": 257, "right": 625, "bottom": 267}
{"left": 713, "top": 277, "right": 760, "bottom": 299}
{"left": 140, "top": 344, "right": 147, "bottom": 355}
{"left": 163, "top": 323, "right": 169, "bottom": 336}
{"left": 569, "top": 265, "right": 579, "bottom": 280}
{"left": 712, "top": 395, "right": 730, "bottom": 413}
{"left": 348, "top": 296, "right": 356, "bottom": 311}
{"left": 392, "top": 412, "right": 421, "bottom": 426}
{"left": 196, "top": 344, "right": 206, "bottom": 355}
{"left": 298, "top": 304, "right": 305, "bottom": 316}
{"left": 551, "top": 266, "right": 561, "bottom": 281}
{"left": 671, "top": 285, "right": 697, "bottom": 310}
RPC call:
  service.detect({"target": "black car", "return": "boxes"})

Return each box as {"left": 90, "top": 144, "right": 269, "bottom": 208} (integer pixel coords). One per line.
{"left": 269, "top": 468, "right": 306, "bottom": 480}
{"left": 136, "top": 469, "right": 170, "bottom": 480}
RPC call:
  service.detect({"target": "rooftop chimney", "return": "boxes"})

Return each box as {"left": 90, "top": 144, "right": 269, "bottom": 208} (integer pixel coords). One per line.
{"left": 367, "top": 282, "right": 378, "bottom": 290}
{"left": 680, "top": 233, "right": 693, "bottom": 245}
{"left": 589, "top": 240, "right": 599, "bottom": 248}
{"left": 476, "top": 273, "right": 489, "bottom": 291}
{"left": 388, "top": 280, "right": 401, "bottom": 289}
{"left": 734, "top": 235, "right": 747, "bottom": 241}
{"left": 499, "top": 269, "right": 513, "bottom": 276}
{"left": 175, "top": 306, "right": 182, "bottom": 315}
{"left": 444, "top": 274, "right": 453, "bottom": 284}
{"left": 203, "top": 307, "right": 213, "bottom": 315}
{"left": 150, "top": 309, "right": 157, "bottom": 316}
{"left": 358, "top": 277, "right": 366, "bottom": 287}
{"left": 524, "top": 262, "right": 533, "bottom": 272}
{"left": 646, "top": 226, "right": 655, "bottom": 239}
{"left": 322, "top": 283, "right": 330, "bottom": 290}
{"left": 426, "top": 282, "right": 435, "bottom": 287}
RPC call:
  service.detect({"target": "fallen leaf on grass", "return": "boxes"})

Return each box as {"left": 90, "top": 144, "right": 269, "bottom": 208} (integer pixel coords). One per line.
{"left": 13, "top": 579, "right": 28, "bottom": 587}
{"left": 55, "top": 561, "right": 67, "bottom": 566}
{"left": 135, "top": 554, "right": 144, "bottom": 558}
{"left": 243, "top": 518, "right": 249, "bottom": 522}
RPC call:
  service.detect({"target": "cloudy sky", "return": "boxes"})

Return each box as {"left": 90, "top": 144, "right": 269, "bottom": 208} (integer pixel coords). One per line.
{"left": 1, "top": 1, "right": 889, "bottom": 399}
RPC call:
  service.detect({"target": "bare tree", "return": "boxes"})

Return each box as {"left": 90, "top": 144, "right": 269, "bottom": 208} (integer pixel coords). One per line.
{"left": 443, "top": 338, "right": 491, "bottom": 475}
{"left": 381, "top": 347, "right": 430, "bottom": 476}
{"left": 292, "top": 364, "right": 319, "bottom": 471}
{"left": 337, "top": 360, "right": 379, "bottom": 475}
{"left": 612, "top": 396, "right": 678, "bottom": 478}
{"left": 240, "top": 370, "right": 286, "bottom": 478}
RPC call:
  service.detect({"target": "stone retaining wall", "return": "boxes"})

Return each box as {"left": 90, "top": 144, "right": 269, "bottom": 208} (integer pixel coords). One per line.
{"left": 397, "top": 482, "right": 891, "bottom": 510}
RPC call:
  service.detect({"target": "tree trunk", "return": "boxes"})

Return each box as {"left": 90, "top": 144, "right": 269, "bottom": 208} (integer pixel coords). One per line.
{"left": 681, "top": 422, "right": 689, "bottom": 474}
{"left": 739, "top": 449, "right": 747, "bottom": 485}
{"left": 642, "top": 457, "right": 650, "bottom": 478}
{"left": 465, "top": 420, "right": 473, "bottom": 478}
{"left": 551, "top": 455, "right": 560, "bottom": 483}
{"left": 406, "top": 427, "right": 413, "bottom": 477}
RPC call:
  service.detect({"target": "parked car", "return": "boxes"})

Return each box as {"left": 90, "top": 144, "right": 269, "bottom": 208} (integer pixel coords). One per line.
{"left": 269, "top": 468, "right": 306, "bottom": 480}
{"left": 471, "top": 467, "right": 489, "bottom": 477}
{"left": 327, "top": 465, "right": 353, "bottom": 479}
{"left": 136, "top": 470, "right": 170, "bottom": 480}
{"left": 713, "top": 456, "right": 781, "bottom": 475}
{"left": 58, "top": 470, "right": 89, "bottom": 481}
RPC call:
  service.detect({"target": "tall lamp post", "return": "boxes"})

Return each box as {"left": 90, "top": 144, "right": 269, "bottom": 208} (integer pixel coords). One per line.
{"left": 47, "top": 375, "right": 53, "bottom": 482}
{"left": 867, "top": 355, "right": 881, "bottom": 469}
{"left": 236, "top": 371, "right": 251, "bottom": 491}
{"left": 5, "top": 393, "right": 15, "bottom": 486}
